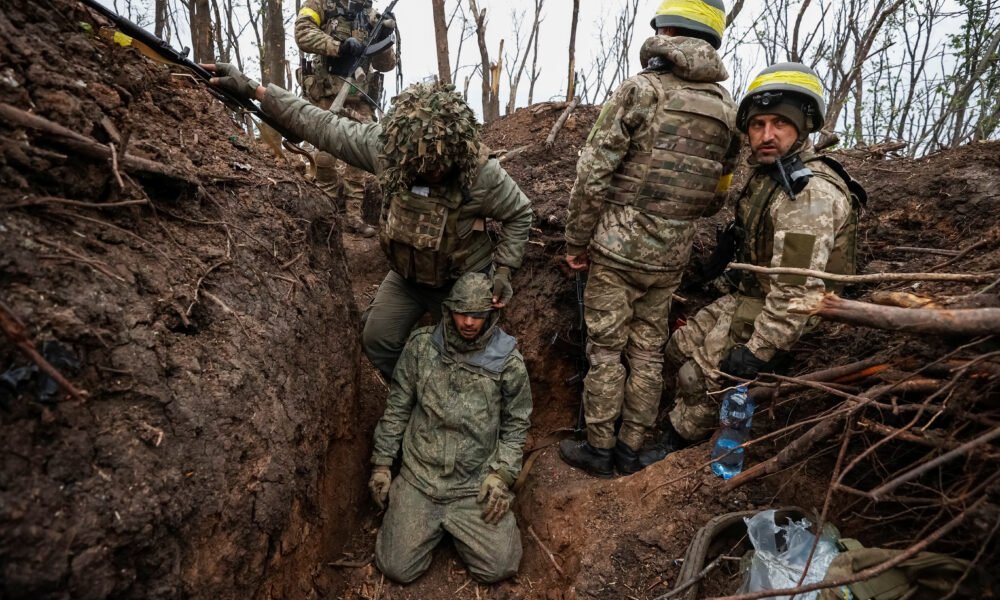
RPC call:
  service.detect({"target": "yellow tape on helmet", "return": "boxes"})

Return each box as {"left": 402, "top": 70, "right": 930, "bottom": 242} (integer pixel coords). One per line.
{"left": 298, "top": 7, "right": 322, "bottom": 26}
{"left": 655, "top": 0, "right": 726, "bottom": 38}
{"left": 748, "top": 71, "right": 825, "bottom": 99}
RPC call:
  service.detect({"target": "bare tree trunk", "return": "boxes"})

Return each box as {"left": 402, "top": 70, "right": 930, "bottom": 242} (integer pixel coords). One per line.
{"left": 432, "top": 0, "right": 452, "bottom": 84}
{"left": 505, "top": 0, "right": 544, "bottom": 114}
{"left": 566, "top": 0, "right": 579, "bottom": 101}
{"left": 154, "top": 0, "right": 168, "bottom": 38}
{"left": 526, "top": 4, "right": 543, "bottom": 106}
{"left": 469, "top": 0, "right": 501, "bottom": 122}
{"left": 210, "top": 0, "right": 227, "bottom": 62}
{"left": 186, "top": 0, "right": 215, "bottom": 63}
{"left": 262, "top": 0, "right": 286, "bottom": 87}
{"left": 222, "top": 0, "right": 244, "bottom": 71}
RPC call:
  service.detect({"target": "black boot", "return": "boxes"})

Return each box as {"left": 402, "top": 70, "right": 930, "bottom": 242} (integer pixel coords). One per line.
{"left": 558, "top": 439, "right": 614, "bottom": 478}
{"left": 614, "top": 440, "right": 643, "bottom": 475}
{"left": 637, "top": 422, "right": 691, "bottom": 468}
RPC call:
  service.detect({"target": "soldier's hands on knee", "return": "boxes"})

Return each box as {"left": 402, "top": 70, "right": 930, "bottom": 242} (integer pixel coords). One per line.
{"left": 477, "top": 472, "right": 513, "bottom": 525}
{"left": 368, "top": 465, "right": 392, "bottom": 510}
{"left": 491, "top": 266, "right": 513, "bottom": 308}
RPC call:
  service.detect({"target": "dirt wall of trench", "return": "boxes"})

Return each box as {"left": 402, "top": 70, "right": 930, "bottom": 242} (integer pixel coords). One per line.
{"left": 0, "top": 1, "right": 371, "bottom": 598}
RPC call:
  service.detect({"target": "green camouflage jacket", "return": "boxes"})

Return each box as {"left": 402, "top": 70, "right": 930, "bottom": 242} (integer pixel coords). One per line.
{"left": 565, "top": 35, "right": 740, "bottom": 273}
{"left": 261, "top": 85, "right": 534, "bottom": 272}
{"left": 734, "top": 146, "right": 857, "bottom": 361}
{"left": 370, "top": 315, "right": 532, "bottom": 500}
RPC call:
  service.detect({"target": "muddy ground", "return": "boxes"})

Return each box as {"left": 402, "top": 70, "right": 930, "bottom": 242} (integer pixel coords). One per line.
{"left": 2, "top": 0, "right": 998, "bottom": 598}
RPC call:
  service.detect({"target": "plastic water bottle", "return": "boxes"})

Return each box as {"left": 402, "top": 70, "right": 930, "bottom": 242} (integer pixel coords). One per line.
{"left": 711, "top": 384, "right": 754, "bottom": 479}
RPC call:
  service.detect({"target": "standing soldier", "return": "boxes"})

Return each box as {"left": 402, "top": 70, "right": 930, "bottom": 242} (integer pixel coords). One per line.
{"left": 367, "top": 272, "right": 531, "bottom": 584}
{"left": 662, "top": 63, "right": 865, "bottom": 448}
{"left": 558, "top": 0, "right": 741, "bottom": 478}
{"left": 295, "top": 0, "right": 397, "bottom": 237}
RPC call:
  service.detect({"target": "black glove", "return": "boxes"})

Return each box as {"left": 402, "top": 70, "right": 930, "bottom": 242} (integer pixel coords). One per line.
{"left": 719, "top": 345, "right": 768, "bottom": 379}
{"left": 209, "top": 63, "right": 260, "bottom": 101}
{"left": 339, "top": 37, "right": 363, "bottom": 58}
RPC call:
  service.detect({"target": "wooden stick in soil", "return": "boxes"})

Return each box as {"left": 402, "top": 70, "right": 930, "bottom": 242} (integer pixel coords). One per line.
{"left": 706, "top": 495, "right": 988, "bottom": 600}
{"left": 728, "top": 262, "right": 997, "bottom": 283}
{"left": 527, "top": 525, "right": 565, "bottom": 577}
{"left": 0, "top": 301, "right": 86, "bottom": 402}
{"left": 655, "top": 554, "right": 724, "bottom": 600}
{"left": 797, "top": 294, "right": 1000, "bottom": 336}
{"left": 545, "top": 96, "right": 580, "bottom": 147}
{"left": 3, "top": 196, "right": 150, "bottom": 210}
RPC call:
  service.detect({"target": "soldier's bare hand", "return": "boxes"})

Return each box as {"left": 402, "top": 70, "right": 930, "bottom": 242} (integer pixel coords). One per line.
{"left": 565, "top": 252, "right": 590, "bottom": 271}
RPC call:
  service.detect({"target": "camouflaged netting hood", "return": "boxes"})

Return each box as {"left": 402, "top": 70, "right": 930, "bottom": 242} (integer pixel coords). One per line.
{"left": 639, "top": 35, "right": 729, "bottom": 83}
{"left": 378, "top": 81, "right": 483, "bottom": 194}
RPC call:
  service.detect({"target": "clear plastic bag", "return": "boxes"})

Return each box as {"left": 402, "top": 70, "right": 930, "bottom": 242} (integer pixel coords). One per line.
{"left": 738, "top": 509, "right": 842, "bottom": 600}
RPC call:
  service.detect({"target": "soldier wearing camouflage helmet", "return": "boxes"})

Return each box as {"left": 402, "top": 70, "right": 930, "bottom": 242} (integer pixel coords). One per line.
{"left": 367, "top": 272, "right": 532, "bottom": 584}
{"left": 295, "top": 0, "right": 397, "bottom": 237}
{"left": 559, "top": 0, "right": 742, "bottom": 477}
{"left": 204, "top": 70, "right": 534, "bottom": 380}
{"left": 662, "top": 62, "right": 866, "bottom": 446}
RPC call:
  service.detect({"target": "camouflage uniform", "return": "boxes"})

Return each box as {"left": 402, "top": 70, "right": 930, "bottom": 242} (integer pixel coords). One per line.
{"left": 666, "top": 144, "right": 860, "bottom": 440}
{"left": 564, "top": 35, "right": 740, "bottom": 451}
{"left": 260, "top": 82, "right": 533, "bottom": 379}
{"left": 295, "top": 0, "right": 397, "bottom": 232}
{"left": 370, "top": 275, "right": 532, "bottom": 584}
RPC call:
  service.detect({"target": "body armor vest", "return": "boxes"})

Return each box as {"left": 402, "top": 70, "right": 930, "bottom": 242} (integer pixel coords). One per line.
{"left": 736, "top": 152, "right": 862, "bottom": 298}
{"left": 379, "top": 184, "right": 493, "bottom": 288}
{"left": 320, "top": 0, "right": 372, "bottom": 76}
{"left": 606, "top": 70, "right": 736, "bottom": 220}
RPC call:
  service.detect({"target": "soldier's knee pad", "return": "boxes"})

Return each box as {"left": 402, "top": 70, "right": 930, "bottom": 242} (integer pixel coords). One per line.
{"left": 587, "top": 343, "right": 621, "bottom": 367}
{"left": 625, "top": 345, "right": 664, "bottom": 373}
{"left": 676, "top": 360, "right": 706, "bottom": 400}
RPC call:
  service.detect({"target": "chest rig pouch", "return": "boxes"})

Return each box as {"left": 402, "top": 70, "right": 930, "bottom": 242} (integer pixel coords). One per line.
{"left": 380, "top": 184, "right": 490, "bottom": 288}
{"left": 322, "top": 1, "right": 371, "bottom": 76}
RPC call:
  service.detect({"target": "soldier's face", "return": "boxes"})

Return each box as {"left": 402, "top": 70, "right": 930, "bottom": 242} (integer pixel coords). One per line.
{"left": 748, "top": 114, "right": 799, "bottom": 164}
{"left": 452, "top": 312, "right": 488, "bottom": 340}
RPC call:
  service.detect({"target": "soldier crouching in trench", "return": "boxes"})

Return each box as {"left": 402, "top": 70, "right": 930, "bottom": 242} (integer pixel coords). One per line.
{"left": 205, "top": 64, "right": 533, "bottom": 384}
{"left": 366, "top": 272, "right": 532, "bottom": 583}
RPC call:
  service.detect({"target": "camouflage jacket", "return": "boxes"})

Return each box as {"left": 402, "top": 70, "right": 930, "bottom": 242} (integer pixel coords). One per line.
{"left": 565, "top": 36, "right": 740, "bottom": 273}
{"left": 370, "top": 317, "right": 532, "bottom": 500}
{"left": 262, "top": 85, "right": 534, "bottom": 273}
{"left": 734, "top": 145, "right": 857, "bottom": 361}
{"left": 295, "top": 0, "right": 396, "bottom": 102}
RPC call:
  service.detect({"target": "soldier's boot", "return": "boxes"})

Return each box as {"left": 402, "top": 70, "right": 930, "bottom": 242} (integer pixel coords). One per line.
{"left": 558, "top": 439, "right": 614, "bottom": 478}
{"left": 346, "top": 215, "right": 376, "bottom": 238}
{"left": 614, "top": 440, "right": 643, "bottom": 475}
{"left": 341, "top": 161, "right": 376, "bottom": 238}
{"left": 637, "top": 422, "right": 691, "bottom": 468}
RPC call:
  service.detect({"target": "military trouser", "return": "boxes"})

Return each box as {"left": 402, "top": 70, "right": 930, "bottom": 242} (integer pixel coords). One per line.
{"left": 375, "top": 476, "right": 522, "bottom": 584}
{"left": 665, "top": 293, "right": 757, "bottom": 441}
{"left": 582, "top": 263, "right": 684, "bottom": 451}
{"left": 310, "top": 96, "right": 376, "bottom": 224}
{"left": 362, "top": 270, "right": 453, "bottom": 380}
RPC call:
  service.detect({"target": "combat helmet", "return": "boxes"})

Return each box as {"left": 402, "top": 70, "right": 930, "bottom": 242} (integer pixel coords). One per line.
{"left": 736, "top": 62, "right": 827, "bottom": 134}
{"left": 378, "top": 81, "right": 482, "bottom": 193}
{"left": 650, "top": 0, "right": 727, "bottom": 49}
{"left": 442, "top": 272, "right": 493, "bottom": 315}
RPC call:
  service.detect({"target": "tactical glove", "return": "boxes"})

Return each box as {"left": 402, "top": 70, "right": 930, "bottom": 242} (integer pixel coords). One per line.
{"left": 209, "top": 63, "right": 260, "bottom": 101}
{"left": 339, "top": 37, "right": 363, "bottom": 58}
{"left": 719, "top": 344, "right": 768, "bottom": 380}
{"left": 476, "top": 472, "right": 513, "bottom": 525}
{"left": 368, "top": 465, "right": 391, "bottom": 510}
{"left": 492, "top": 266, "right": 513, "bottom": 307}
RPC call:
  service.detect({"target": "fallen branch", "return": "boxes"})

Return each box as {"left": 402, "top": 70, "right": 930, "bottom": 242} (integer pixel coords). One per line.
{"left": 795, "top": 294, "right": 1000, "bottom": 336}
{"left": 748, "top": 357, "right": 887, "bottom": 402}
{"left": 886, "top": 245, "right": 961, "bottom": 257}
{"left": 527, "top": 525, "right": 565, "bottom": 578}
{"left": 728, "top": 262, "right": 996, "bottom": 283}
{"left": 0, "top": 301, "right": 87, "bottom": 402}
{"left": 2, "top": 196, "right": 150, "bottom": 211}
{"left": 656, "top": 554, "right": 723, "bottom": 600}
{"left": 0, "top": 102, "right": 199, "bottom": 187}
{"left": 545, "top": 96, "right": 580, "bottom": 147}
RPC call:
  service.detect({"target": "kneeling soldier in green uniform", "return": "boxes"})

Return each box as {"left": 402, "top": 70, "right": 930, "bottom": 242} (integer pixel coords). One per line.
{"left": 367, "top": 272, "right": 532, "bottom": 584}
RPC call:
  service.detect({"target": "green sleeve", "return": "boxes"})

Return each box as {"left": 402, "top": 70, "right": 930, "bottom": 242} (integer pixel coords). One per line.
{"left": 489, "top": 353, "right": 532, "bottom": 480}
{"left": 370, "top": 335, "right": 422, "bottom": 465}
{"left": 262, "top": 85, "right": 381, "bottom": 175}
{"left": 294, "top": 0, "right": 339, "bottom": 57}
{"left": 468, "top": 160, "right": 535, "bottom": 270}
